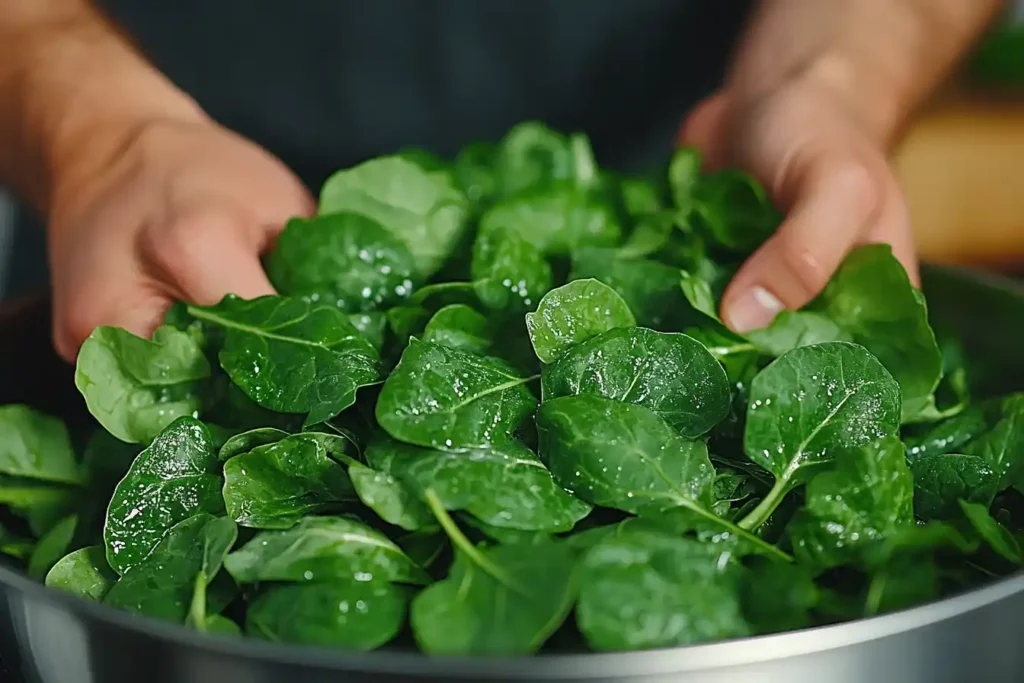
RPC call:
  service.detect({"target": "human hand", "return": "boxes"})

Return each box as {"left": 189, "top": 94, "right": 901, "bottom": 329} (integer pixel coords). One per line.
{"left": 47, "top": 118, "right": 314, "bottom": 361}
{"left": 680, "top": 72, "right": 918, "bottom": 334}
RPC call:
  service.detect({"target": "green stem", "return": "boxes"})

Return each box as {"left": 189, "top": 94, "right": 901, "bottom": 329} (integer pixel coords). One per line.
{"left": 187, "top": 570, "right": 208, "bottom": 632}
{"left": 737, "top": 475, "right": 791, "bottom": 532}
{"left": 423, "top": 488, "right": 524, "bottom": 592}
{"left": 686, "top": 503, "right": 792, "bottom": 562}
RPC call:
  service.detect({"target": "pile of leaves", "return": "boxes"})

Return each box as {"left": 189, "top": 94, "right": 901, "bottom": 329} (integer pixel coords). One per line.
{"left": 1, "top": 122, "right": 1022, "bottom": 655}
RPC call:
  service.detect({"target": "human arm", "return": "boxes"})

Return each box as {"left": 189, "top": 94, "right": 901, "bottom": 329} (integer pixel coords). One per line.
{"left": 0, "top": 0, "right": 312, "bottom": 360}
{"left": 681, "top": 0, "right": 1007, "bottom": 332}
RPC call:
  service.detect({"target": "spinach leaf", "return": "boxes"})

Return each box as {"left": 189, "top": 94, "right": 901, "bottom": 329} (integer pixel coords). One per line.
{"left": 807, "top": 244, "right": 942, "bottom": 422}
{"left": 375, "top": 339, "right": 537, "bottom": 450}
{"left": 348, "top": 312, "right": 388, "bottom": 352}
{"left": 959, "top": 499, "right": 1022, "bottom": 564}
{"left": 904, "top": 403, "right": 993, "bottom": 461}
{"left": 690, "top": 169, "right": 779, "bottom": 252}
{"left": 491, "top": 122, "right": 596, "bottom": 198}
{"left": 265, "top": 212, "right": 417, "bottom": 313}
{"left": 911, "top": 454, "right": 999, "bottom": 520}
{"left": 318, "top": 156, "right": 470, "bottom": 277}
{"left": 188, "top": 295, "right": 382, "bottom": 426}
{"left": 541, "top": 327, "right": 730, "bottom": 437}
{"left": 104, "top": 417, "right": 224, "bottom": 575}
{"left": 27, "top": 514, "right": 78, "bottom": 580}
{"left": 526, "top": 279, "right": 636, "bottom": 364}
{"left": 218, "top": 427, "right": 289, "bottom": 461}
{"left": 105, "top": 514, "right": 237, "bottom": 623}
{"left": 788, "top": 437, "right": 914, "bottom": 569}
{"left": 576, "top": 526, "right": 749, "bottom": 650}
{"left": 75, "top": 326, "right": 211, "bottom": 445}
{"left": 367, "top": 435, "right": 590, "bottom": 532}
{"left": 536, "top": 395, "right": 786, "bottom": 559}
{"left": 470, "top": 226, "right": 553, "bottom": 312}
{"left": 568, "top": 247, "right": 692, "bottom": 330}
{"left": 746, "top": 311, "right": 850, "bottom": 357}
{"left": 739, "top": 560, "right": 820, "bottom": 634}
{"left": 222, "top": 433, "right": 354, "bottom": 529}
{"left": 668, "top": 147, "right": 701, "bottom": 213}
{"left": 962, "top": 394, "right": 1024, "bottom": 491}
{"left": 45, "top": 546, "right": 118, "bottom": 602}
{"left": 348, "top": 461, "right": 435, "bottom": 531}
{"left": 410, "top": 492, "right": 576, "bottom": 655}
{"left": 478, "top": 185, "right": 621, "bottom": 257}
{"left": 224, "top": 515, "right": 428, "bottom": 584}
{"left": 739, "top": 342, "right": 902, "bottom": 531}
{"left": 421, "top": 304, "right": 493, "bottom": 354}
{"left": 246, "top": 580, "right": 406, "bottom": 650}
{"left": 0, "top": 405, "right": 83, "bottom": 485}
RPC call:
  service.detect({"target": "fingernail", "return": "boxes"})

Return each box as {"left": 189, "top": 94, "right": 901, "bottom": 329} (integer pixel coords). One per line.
{"left": 724, "top": 286, "right": 784, "bottom": 333}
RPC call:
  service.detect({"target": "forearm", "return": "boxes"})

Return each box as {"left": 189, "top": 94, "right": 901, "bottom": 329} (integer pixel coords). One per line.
{"left": 728, "top": 0, "right": 1007, "bottom": 145}
{"left": 0, "top": 0, "right": 206, "bottom": 212}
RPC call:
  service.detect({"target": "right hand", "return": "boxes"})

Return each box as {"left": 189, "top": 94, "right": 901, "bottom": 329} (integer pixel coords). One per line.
{"left": 47, "top": 117, "right": 314, "bottom": 362}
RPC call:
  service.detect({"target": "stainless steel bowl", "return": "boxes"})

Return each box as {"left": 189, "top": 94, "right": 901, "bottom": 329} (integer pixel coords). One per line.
{"left": 0, "top": 265, "right": 1022, "bottom": 683}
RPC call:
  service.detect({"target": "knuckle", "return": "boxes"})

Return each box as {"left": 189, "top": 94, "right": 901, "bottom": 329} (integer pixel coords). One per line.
{"left": 773, "top": 232, "right": 831, "bottom": 301}
{"left": 143, "top": 207, "right": 239, "bottom": 274}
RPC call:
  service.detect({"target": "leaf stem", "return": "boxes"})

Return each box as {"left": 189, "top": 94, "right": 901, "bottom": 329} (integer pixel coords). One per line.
{"left": 685, "top": 503, "right": 792, "bottom": 562}
{"left": 737, "top": 476, "right": 790, "bottom": 531}
{"left": 187, "top": 570, "right": 208, "bottom": 632}
{"left": 423, "top": 488, "right": 525, "bottom": 593}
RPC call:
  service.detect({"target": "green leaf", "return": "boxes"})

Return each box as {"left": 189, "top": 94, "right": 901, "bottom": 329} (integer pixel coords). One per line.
{"left": 668, "top": 147, "right": 702, "bottom": 212}
{"left": 747, "top": 311, "right": 851, "bottom": 357}
{"left": 421, "top": 304, "right": 493, "bottom": 354}
{"left": 959, "top": 499, "right": 1022, "bottom": 564}
{"left": 27, "top": 514, "right": 78, "bottom": 580}
{"left": 104, "top": 417, "right": 224, "bottom": 575}
{"left": 569, "top": 248, "right": 693, "bottom": 330}
{"left": 807, "top": 244, "right": 942, "bottom": 423}
{"left": 470, "top": 227, "right": 553, "bottom": 312}
{"left": 910, "top": 454, "right": 999, "bottom": 520}
{"left": 105, "top": 514, "right": 237, "bottom": 622}
{"left": 246, "top": 580, "right": 406, "bottom": 650}
{"left": 367, "top": 435, "right": 590, "bottom": 533}
{"left": 205, "top": 614, "right": 242, "bottom": 635}
{"left": 45, "top": 546, "right": 118, "bottom": 602}
{"left": 576, "top": 526, "right": 749, "bottom": 650}
{"left": 318, "top": 156, "right": 470, "bottom": 278}
{"left": 491, "top": 122, "right": 594, "bottom": 198}
{"left": 453, "top": 141, "right": 496, "bottom": 210}
{"left": 739, "top": 560, "right": 819, "bottom": 634}
{"left": 788, "top": 437, "right": 914, "bottom": 569}
{"left": 375, "top": 339, "right": 537, "bottom": 450}
{"left": 541, "top": 327, "right": 730, "bottom": 437}
{"left": 223, "top": 515, "right": 428, "bottom": 584}
{"left": 904, "top": 404, "right": 993, "bottom": 461}
{"left": 348, "top": 462, "right": 435, "bottom": 531}
{"left": 75, "top": 326, "right": 211, "bottom": 445}
{"left": 739, "top": 342, "right": 902, "bottom": 531}
{"left": 526, "top": 279, "right": 636, "bottom": 364}
{"left": 218, "top": 427, "right": 289, "bottom": 461}
{"left": 0, "top": 479, "right": 80, "bottom": 538}
{"left": 222, "top": 433, "right": 354, "bottom": 529}
{"left": 411, "top": 502, "right": 576, "bottom": 656}
{"left": 690, "top": 169, "right": 779, "bottom": 252}
{"left": 679, "top": 269, "right": 718, "bottom": 319}
{"left": 963, "top": 394, "right": 1024, "bottom": 491}
{"left": 348, "top": 311, "right": 388, "bottom": 352}
{"left": 188, "top": 295, "right": 382, "bottom": 426}
{"left": 265, "top": 212, "right": 417, "bottom": 313}
{"left": 0, "top": 405, "right": 83, "bottom": 485}
{"left": 478, "top": 185, "right": 621, "bottom": 257}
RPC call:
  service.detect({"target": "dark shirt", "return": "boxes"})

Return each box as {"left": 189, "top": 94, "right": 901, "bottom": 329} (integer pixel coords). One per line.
{"left": 7, "top": 0, "right": 751, "bottom": 296}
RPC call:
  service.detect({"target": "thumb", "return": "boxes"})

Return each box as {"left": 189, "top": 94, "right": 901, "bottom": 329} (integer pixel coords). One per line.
{"left": 720, "top": 153, "right": 893, "bottom": 333}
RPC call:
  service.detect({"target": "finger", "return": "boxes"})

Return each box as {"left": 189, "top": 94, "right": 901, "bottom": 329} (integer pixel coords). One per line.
{"left": 142, "top": 206, "right": 277, "bottom": 306}
{"left": 863, "top": 188, "right": 920, "bottom": 287}
{"left": 678, "top": 90, "right": 732, "bottom": 170}
{"left": 53, "top": 282, "right": 170, "bottom": 363}
{"left": 720, "top": 157, "right": 885, "bottom": 333}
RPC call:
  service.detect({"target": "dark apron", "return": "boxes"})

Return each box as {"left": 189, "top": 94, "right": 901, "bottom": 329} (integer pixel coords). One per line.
{"left": 7, "top": 0, "right": 751, "bottom": 297}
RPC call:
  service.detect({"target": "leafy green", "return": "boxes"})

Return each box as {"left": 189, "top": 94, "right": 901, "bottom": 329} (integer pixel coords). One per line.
{"left": 375, "top": 339, "right": 537, "bottom": 450}
{"left": 0, "top": 405, "right": 83, "bottom": 484}
{"left": 470, "top": 226, "right": 553, "bottom": 312}
{"left": 421, "top": 304, "right": 493, "bottom": 354}
{"left": 75, "top": 326, "right": 211, "bottom": 445}
{"left": 265, "top": 212, "right": 417, "bottom": 313}
{"left": 222, "top": 433, "right": 354, "bottom": 529}
{"left": 105, "top": 514, "right": 237, "bottom": 622}
{"left": 541, "top": 327, "right": 730, "bottom": 437}
{"left": 223, "top": 515, "right": 428, "bottom": 584}
{"left": 188, "top": 295, "right": 382, "bottom": 426}
{"left": 739, "top": 342, "right": 901, "bottom": 530}
{"left": 527, "top": 279, "right": 636, "bottom": 364}
{"left": 910, "top": 454, "right": 999, "bottom": 520}
{"left": 246, "top": 580, "right": 406, "bottom": 650}
{"left": 959, "top": 499, "right": 1021, "bottom": 564}
{"left": 348, "top": 461, "right": 435, "bottom": 531}
{"left": 27, "top": 514, "right": 78, "bottom": 580}
{"left": 104, "top": 417, "right": 224, "bottom": 575}
{"left": 318, "top": 156, "right": 470, "bottom": 277}
{"left": 45, "top": 546, "right": 118, "bottom": 602}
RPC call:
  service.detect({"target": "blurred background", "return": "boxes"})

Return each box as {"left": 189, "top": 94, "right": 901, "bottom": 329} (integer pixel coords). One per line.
{"left": 2, "top": 1, "right": 1024, "bottom": 300}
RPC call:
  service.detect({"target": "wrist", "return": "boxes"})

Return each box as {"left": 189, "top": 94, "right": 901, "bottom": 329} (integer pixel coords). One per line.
{"left": 7, "top": 12, "right": 207, "bottom": 213}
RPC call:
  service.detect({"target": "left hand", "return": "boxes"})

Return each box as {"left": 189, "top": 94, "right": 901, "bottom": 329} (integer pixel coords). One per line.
{"left": 680, "top": 74, "right": 918, "bottom": 333}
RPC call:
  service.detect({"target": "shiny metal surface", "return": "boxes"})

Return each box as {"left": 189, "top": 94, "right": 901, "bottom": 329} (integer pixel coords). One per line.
{"left": 0, "top": 265, "right": 1021, "bottom": 683}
